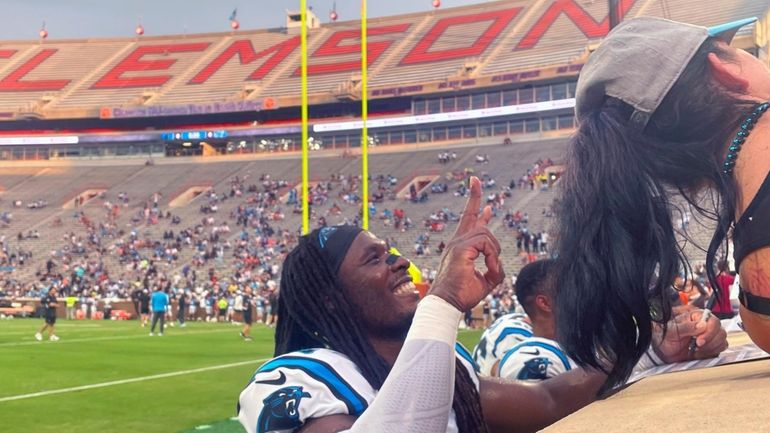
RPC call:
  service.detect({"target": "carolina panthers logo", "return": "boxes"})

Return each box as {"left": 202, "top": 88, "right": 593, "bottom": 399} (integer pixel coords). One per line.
{"left": 318, "top": 227, "right": 338, "bottom": 249}
{"left": 516, "top": 357, "right": 552, "bottom": 381}
{"left": 256, "top": 386, "right": 311, "bottom": 433}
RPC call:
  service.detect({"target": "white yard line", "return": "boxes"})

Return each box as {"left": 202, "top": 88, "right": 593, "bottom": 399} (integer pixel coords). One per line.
{"left": 0, "top": 323, "right": 103, "bottom": 328}
{"left": 0, "top": 327, "right": 118, "bottom": 337}
{"left": 0, "top": 323, "right": 103, "bottom": 330}
{"left": 0, "top": 357, "right": 268, "bottom": 403}
{"left": 0, "top": 328, "right": 236, "bottom": 347}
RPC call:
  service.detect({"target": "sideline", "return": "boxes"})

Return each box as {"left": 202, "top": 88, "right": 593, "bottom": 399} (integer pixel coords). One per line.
{"left": 0, "top": 357, "right": 268, "bottom": 403}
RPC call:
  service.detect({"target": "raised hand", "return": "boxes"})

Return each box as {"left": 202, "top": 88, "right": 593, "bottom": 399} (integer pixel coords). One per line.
{"left": 428, "top": 176, "right": 505, "bottom": 311}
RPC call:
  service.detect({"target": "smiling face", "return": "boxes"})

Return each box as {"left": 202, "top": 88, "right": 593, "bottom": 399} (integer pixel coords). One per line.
{"left": 337, "top": 231, "right": 420, "bottom": 340}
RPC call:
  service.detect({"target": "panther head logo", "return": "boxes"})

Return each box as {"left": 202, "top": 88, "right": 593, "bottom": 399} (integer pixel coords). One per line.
{"left": 516, "top": 357, "right": 552, "bottom": 381}
{"left": 318, "top": 226, "right": 338, "bottom": 249}
{"left": 257, "top": 386, "right": 311, "bottom": 433}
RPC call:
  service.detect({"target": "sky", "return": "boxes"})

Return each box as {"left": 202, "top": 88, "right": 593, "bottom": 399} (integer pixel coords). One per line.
{"left": 1, "top": 0, "right": 493, "bottom": 40}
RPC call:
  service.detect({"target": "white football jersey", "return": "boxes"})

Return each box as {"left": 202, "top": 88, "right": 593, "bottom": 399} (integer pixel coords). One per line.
{"left": 472, "top": 313, "right": 533, "bottom": 376}
{"left": 496, "top": 337, "right": 575, "bottom": 382}
{"left": 238, "top": 344, "right": 479, "bottom": 433}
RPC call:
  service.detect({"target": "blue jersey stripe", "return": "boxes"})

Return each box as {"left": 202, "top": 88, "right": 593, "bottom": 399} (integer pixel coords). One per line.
{"left": 491, "top": 327, "right": 533, "bottom": 357}
{"left": 455, "top": 343, "right": 479, "bottom": 373}
{"left": 257, "top": 356, "right": 368, "bottom": 415}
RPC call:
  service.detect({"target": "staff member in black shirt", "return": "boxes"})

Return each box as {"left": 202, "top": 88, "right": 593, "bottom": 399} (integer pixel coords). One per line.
{"left": 131, "top": 288, "right": 142, "bottom": 319}
{"left": 35, "top": 287, "right": 60, "bottom": 341}
{"left": 177, "top": 290, "right": 187, "bottom": 327}
{"left": 139, "top": 289, "right": 150, "bottom": 327}
{"left": 239, "top": 288, "right": 254, "bottom": 341}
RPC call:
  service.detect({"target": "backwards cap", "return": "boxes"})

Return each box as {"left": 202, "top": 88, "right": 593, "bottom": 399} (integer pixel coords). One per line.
{"left": 576, "top": 16, "right": 757, "bottom": 130}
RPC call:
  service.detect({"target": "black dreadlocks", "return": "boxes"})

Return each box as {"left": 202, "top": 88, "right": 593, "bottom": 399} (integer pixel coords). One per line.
{"left": 274, "top": 230, "right": 488, "bottom": 433}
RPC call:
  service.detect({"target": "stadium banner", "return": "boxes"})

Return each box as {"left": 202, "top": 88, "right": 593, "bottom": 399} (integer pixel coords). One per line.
{"left": 80, "top": 134, "right": 157, "bottom": 143}
{"left": 227, "top": 126, "right": 302, "bottom": 137}
{"left": 368, "top": 64, "right": 583, "bottom": 99}
{"left": 0, "top": 136, "right": 78, "bottom": 145}
{"left": 313, "top": 98, "right": 575, "bottom": 133}
{"left": 100, "top": 98, "right": 278, "bottom": 119}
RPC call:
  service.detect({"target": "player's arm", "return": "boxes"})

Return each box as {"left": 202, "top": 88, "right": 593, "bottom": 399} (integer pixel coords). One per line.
{"left": 480, "top": 368, "right": 606, "bottom": 433}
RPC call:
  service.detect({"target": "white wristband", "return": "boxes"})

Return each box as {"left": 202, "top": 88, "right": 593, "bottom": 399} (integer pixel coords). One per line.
{"left": 405, "top": 295, "right": 463, "bottom": 343}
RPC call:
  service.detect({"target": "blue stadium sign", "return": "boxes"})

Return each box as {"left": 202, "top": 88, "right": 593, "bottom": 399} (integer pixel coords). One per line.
{"left": 161, "top": 130, "right": 228, "bottom": 141}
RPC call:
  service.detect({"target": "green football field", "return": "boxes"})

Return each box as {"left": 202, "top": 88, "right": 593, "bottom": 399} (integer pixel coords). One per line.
{"left": 0, "top": 318, "right": 483, "bottom": 433}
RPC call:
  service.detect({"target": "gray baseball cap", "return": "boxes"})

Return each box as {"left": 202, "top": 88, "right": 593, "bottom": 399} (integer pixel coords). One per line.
{"left": 576, "top": 16, "right": 758, "bottom": 130}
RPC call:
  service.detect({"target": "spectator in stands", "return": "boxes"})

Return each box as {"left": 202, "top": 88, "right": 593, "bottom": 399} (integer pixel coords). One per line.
{"left": 713, "top": 259, "right": 736, "bottom": 319}
{"left": 540, "top": 231, "right": 549, "bottom": 254}
{"left": 676, "top": 276, "right": 711, "bottom": 309}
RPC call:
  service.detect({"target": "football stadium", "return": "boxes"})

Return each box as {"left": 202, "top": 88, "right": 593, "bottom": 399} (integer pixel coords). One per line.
{"left": 3, "top": 0, "right": 770, "bottom": 432}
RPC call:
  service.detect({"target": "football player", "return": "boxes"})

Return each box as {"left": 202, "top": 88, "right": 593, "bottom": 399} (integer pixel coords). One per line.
{"left": 472, "top": 312, "right": 533, "bottom": 376}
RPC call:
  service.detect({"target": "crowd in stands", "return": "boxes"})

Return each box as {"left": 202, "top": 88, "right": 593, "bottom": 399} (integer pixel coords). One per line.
{"left": 0, "top": 211, "right": 11, "bottom": 226}
{"left": 437, "top": 151, "right": 458, "bottom": 164}
{"left": 9, "top": 199, "right": 49, "bottom": 209}
{"left": 0, "top": 157, "right": 562, "bottom": 330}
{"left": 0, "top": 176, "right": 293, "bottom": 323}
{"left": 0, "top": 236, "right": 33, "bottom": 270}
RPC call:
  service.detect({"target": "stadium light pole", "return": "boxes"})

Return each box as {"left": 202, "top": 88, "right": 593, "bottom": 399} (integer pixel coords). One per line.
{"left": 361, "top": 0, "right": 369, "bottom": 230}
{"left": 301, "top": 0, "right": 310, "bottom": 234}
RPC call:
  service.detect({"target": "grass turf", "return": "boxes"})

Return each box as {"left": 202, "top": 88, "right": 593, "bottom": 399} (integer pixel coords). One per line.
{"left": 0, "top": 318, "right": 482, "bottom": 433}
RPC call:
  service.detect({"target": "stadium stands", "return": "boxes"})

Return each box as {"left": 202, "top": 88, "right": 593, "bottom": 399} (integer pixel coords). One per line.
{"left": 0, "top": 0, "right": 766, "bottom": 118}
{"left": 0, "top": 140, "right": 564, "bottom": 293}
